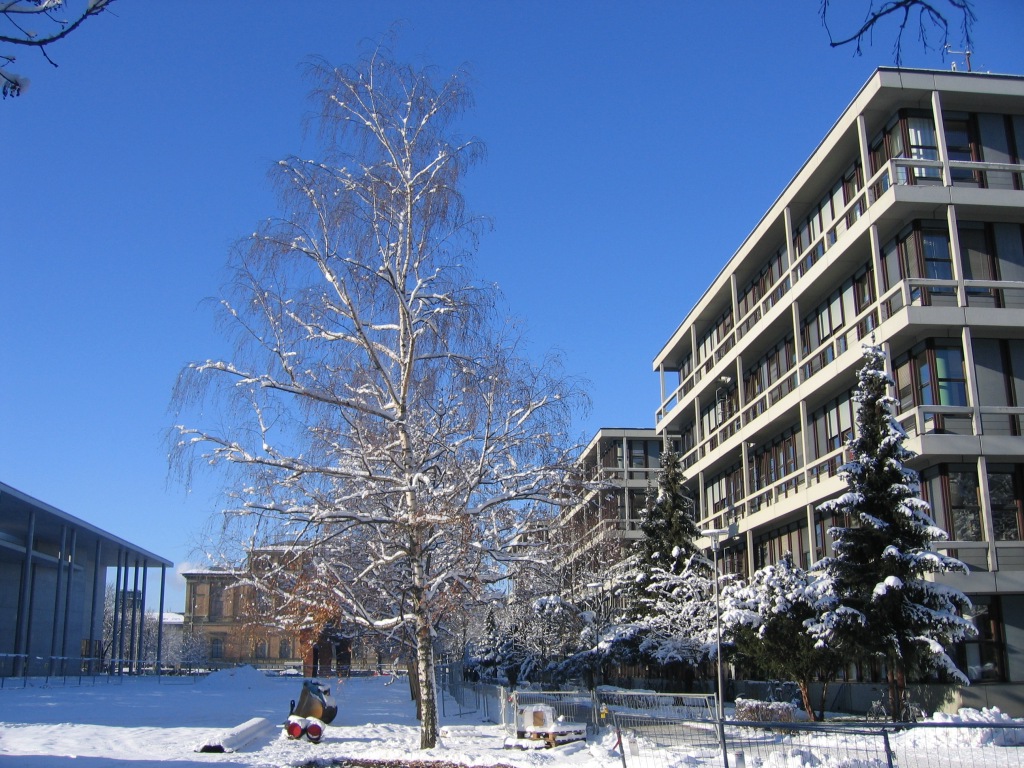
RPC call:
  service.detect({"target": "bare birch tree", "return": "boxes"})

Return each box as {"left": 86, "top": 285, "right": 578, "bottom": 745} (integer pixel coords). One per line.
{"left": 171, "top": 44, "right": 585, "bottom": 749}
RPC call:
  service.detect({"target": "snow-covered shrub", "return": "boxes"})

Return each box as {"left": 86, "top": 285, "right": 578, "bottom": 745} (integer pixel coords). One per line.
{"left": 734, "top": 697, "right": 796, "bottom": 723}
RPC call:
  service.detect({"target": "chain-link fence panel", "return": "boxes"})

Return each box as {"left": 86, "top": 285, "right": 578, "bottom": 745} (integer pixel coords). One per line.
{"left": 611, "top": 715, "right": 1024, "bottom": 768}
{"left": 508, "top": 690, "right": 597, "bottom": 742}
{"left": 599, "top": 690, "right": 718, "bottom": 721}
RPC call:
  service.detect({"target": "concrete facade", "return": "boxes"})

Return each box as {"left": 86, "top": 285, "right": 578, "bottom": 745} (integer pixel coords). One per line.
{"left": 651, "top": 68, "right": 1024, "bottom": 708}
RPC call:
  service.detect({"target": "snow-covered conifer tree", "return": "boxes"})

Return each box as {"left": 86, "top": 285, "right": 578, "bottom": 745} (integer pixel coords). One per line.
{"left": 627, "top": 451, "right": 713, "bottom": 667}
{"left": 634, "top": 451, "right": 701, "bottom": 586}
{"left": 811, "top": 343, "right": 975, "bottom": 720}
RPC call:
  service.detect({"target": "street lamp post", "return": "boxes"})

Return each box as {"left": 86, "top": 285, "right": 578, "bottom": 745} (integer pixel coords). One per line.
{"left": 706, "top": 526, "right": 734, "bottom": 768}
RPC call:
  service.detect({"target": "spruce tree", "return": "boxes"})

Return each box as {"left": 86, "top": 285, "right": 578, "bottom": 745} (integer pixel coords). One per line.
{"left": 812, "top": 344, "right": 976, "bottom": 720}
{"left": 636, "top": 451, "right": 701, "bottom": 578}
{"left": 621, "top": 451, "right": 715, "bottom": 666}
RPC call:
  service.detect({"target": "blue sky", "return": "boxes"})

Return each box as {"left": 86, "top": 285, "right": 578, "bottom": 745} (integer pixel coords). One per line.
{"left": 4, "top": 1, "right": 1024, "bottom": 611}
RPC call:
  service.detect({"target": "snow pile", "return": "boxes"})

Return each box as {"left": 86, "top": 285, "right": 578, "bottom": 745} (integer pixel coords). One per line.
{"left": 756, "top": 748, "right": 885, "bottom": 767}
{"left": 927, "top": 707, "right": 1024, "bottom": 746}
{"left": 196, "top": 664, "right": 272, "bottom": 688}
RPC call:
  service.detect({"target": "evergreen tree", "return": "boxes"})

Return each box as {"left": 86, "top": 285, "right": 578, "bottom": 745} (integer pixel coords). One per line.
{"left": 632, "top": 451, "right": 701, "bottom": 596}
{"left": 625, "top": 451, "right": 715, "bottom": 666}
{"left": 810, "top": 344, "right": 976, "bottom": 720}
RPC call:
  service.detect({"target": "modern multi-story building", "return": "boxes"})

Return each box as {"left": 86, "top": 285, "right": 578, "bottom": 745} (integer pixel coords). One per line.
{"left": 652, "top": 68, "right": 1024, "bottom": 708}
{"left": 0, "top": 481, "right": 172, "bottom": 677}
{"left": 557, "top": 428, "right": 670, "bottom": 580}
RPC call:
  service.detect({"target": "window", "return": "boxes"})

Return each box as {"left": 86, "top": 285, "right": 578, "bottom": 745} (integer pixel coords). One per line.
{"left": 254, "top": 641, "right": 268, "bottom": 659}
{"left": 842, "top": 162, "right": 865, "bottom": 226}
{"left": 738, "top": 245, "right": 790, "bottom": 330}
{"left": 959, "top": 222, "right": 999, "bottom": 306}
{"left": 697, "top": 306, "right": 735, "bottom": 365}
{"left": 750, "top": 427, "right": 802, "bottom": 490}
{"left": 922, "top": 465, "right": 983, "bottom": 542}
{"left": 930, "top": 345, "right": 968, "bottom": 406}
{"left": 904, "top": 113, "right": 942, "bottom": 184}
{"left": 944, "top": 113, "right": 980, "bottom": 186}
{"left": 754, "top": 522, "right": 807, "bottom": 570}
{"left": 209, "top": 586, "right": 224, "bottom": 621}
{"left": 743, "top": 336, "right": 795, "bottom": 404}
{"left": 279, "top": 638, "right": 292, "bottom": 659}
{"left": 957, "top": 596, "right": 1007, "bottom": 683}
{"left": 628, "top": 440, "right": 647, "bottom": 468}
{"left": 987, "top": 466, "right": 1023, "bottom": 541}
{"left": 704, "top": 464, "right": 744, "bottom": 517}
{"left": 809, "top": 390, "right": 856, "bottom": 460}
{"left": 881, "top": 221, "right": 955, "bottom": 307}
{"left": 895, "top": 340, "right": 968, "bottom": 409}
{"left": 192, "top": 583, "right": 210, "bottom": 619}
{"left": 210, "top": 637, "right": 224, "bottom": 659}
{"left": 872, "top": 111, "right": 942, "bottom": 186}
{"left": 601, "top": 440, "right": 623, "bottom": 469}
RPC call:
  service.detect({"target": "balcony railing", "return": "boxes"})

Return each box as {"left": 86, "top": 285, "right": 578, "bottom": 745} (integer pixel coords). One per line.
{"left": 898, "top": 404, "right": 976, "bottom": 437}
{"left": 658, "top": 154, "right": 1024, "bottom": 427}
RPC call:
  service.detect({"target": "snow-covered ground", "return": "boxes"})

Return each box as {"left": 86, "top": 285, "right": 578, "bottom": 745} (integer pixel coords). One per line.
{"left": 1, "top": 668, "right": 1022, "bottom": 768}
{"left": 0, "top": 668, "right": 617, "bottom": 768}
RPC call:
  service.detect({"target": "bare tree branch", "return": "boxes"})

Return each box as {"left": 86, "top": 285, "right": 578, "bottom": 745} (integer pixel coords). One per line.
{"left": 2, "top": 0, "right": 115, "bottom": 98}
{"left": 820, "top": 0, "right": 975, "bottom": 65}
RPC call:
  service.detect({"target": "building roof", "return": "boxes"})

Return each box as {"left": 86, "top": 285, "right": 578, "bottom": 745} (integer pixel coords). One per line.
{"left": 0, "top": 481, "right": 172, "bottom": 568}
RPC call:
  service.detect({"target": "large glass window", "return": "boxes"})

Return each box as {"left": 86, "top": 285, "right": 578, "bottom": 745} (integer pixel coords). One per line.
{"left": 945, "top": 113, "right": 980, "bottom": 186}
{"left": 904, "top": 114, "right": 942, "bottom": 184}
{"left": 738, "top": 245, "right": 790, "bottom": 329}
{"left": 922, "top": 465, "right": 983, "bottom": 542}
{"left": 934, "top": 344, "right": 969, "bottom": 406}
{"left": 697, "top": 306, "right": 734, "bottom": 364}
{"left": 959, "top": 222, "right": 998, "bottom": 306}
{"left": 842, "top": 162, "right": 865, "bottom": 226}
{"left": 987, "top": 465, "right": 1023, "bottom": 541}
{"left": 895, "top": 340, "right": 968, "bottom": 408}
{"left": 754, "top": 521, "right": 808, "bottom": 570}
{"left": 957, "top": 596, "right": 1006, "bottom": 683}
{"left": 744, "top": 336, "right": 795, "bottom": 405}
{"left": 894, "top": 341, "right": 970, "bottom": 434}
{"left": 881, "top": 221, "right": 955, "bottom": 306}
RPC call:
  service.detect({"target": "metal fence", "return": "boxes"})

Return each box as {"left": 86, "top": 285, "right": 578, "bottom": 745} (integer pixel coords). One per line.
{"left": 610, "top": 715, "right": 1024, "bottom": 768}
{"left": 510, "top": 689, "right": 598, "bottom": 736}
{"left": 434, "top": 668, "right": 1024, "bottom": 768}
{"left": 599, "top": 690, "right": 718, "bottom": 721}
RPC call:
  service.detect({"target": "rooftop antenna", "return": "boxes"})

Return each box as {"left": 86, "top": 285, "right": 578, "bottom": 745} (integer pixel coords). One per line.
{"left": 945, "top": 44, "right": 972, "bottom": 72}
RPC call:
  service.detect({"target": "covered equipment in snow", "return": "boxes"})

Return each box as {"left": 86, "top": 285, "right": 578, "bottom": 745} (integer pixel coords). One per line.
{"left": 291, "top": 680, "right": 338, "bottom": 724}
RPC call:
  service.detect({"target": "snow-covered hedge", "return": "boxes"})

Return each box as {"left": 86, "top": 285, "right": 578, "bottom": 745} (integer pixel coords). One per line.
{"left": 734, "top": 698, "right": 796, "bottom": 723}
